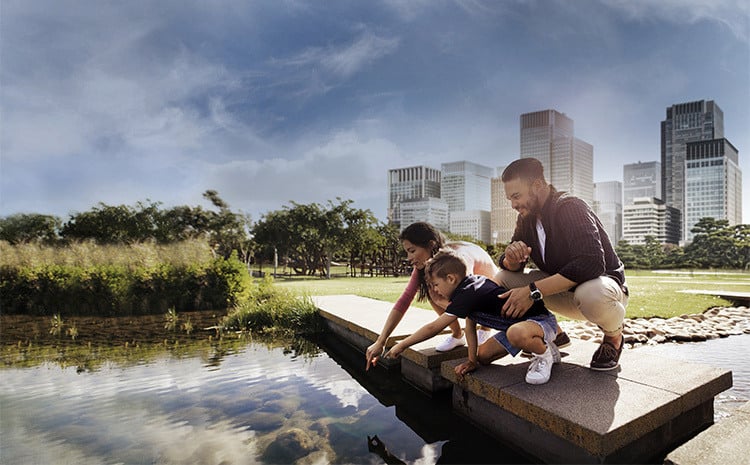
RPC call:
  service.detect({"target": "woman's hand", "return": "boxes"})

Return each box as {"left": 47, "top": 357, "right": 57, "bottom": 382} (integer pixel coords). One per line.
{"left": 455, "top": 360, "right": 478, "bottom": 381}
{"left": 365, "top": 341, "right": 385, "bottom": 371}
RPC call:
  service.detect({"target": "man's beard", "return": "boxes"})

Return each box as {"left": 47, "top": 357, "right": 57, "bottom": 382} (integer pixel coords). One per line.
{"left": 527, "top": 192, "right": 542, "bottom": 216}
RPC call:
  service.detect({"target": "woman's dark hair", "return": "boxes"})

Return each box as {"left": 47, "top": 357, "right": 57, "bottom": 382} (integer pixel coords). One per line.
{"left": 399, "top": 222, "right": 446, "bottom": 302}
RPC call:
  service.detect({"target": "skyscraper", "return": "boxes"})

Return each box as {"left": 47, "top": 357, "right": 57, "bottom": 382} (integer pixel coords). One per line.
{"left": 623, "top": 161, "right": 661, "bottom": 206}
{"left": 441, "top": 161, "right": 493, "bottom": 242}
{"left": 593, "top": 181, "right": 623, "bottom": 244}
{"left": 684, "top": 138, "right": 742, "bottom": 241}
{"left": 520, "top": 109, "right": 594, "bottom": 206}
{"left": 440, "top": 161, "right": 493, "bottom": 212}
{"left": 661, "top": 100, "right": 724, "bottom": 241}
{"left": 490, "top": 169, "right": 517, "bottom": 245}
{"left": 387, "top": 165, "right": 441, "bottom": 228}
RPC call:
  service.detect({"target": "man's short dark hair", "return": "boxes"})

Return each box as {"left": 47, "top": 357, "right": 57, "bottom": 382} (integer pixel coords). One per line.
{"left": 501, "top": 157, "right": 546, "bottom": 184}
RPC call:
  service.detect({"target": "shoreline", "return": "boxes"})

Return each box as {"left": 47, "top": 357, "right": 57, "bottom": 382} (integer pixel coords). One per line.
{"left": 559, "top": 305, "right": 750, "bottom": 347}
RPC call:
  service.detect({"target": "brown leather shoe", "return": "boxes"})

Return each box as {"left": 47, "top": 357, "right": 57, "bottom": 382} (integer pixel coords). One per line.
{"left": 553, "top": 331, "right": 571, "bottom": 348}
{"left": 521, "top": 331, "right": 571, "bottom": 358}
{"left": 590, "top": 335, "right": 623, "bottom": 371}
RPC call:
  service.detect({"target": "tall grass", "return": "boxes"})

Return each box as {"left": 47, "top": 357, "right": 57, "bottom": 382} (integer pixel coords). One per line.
{"left": 222, "top": 276, "right": 321, "bottom": 336}
{"left": 0, "top": 239, "right": 215, "bottom": 269}
{"left": 1, "top": 240, "right": 249, "bottom": 316}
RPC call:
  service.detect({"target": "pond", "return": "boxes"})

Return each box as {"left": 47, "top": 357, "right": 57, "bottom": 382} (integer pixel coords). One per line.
{"left": 0, "top": 332, "right": 530, "bottom": 465}
{"left": 2, "top": 320, "right": 748, "bottom": 465}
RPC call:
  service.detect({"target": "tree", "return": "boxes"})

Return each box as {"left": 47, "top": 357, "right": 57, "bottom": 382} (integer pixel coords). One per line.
{"left": 684, "top": 218, "right": 736, "bottom": 268}
{"left": 201, "top": 190, "right": 253, "bottom": 262}
{"left": 61, "top": 202, "right": 160, "bottom": 243}
{"left": 0, "top": 213, "right": 62, "bottom": 244}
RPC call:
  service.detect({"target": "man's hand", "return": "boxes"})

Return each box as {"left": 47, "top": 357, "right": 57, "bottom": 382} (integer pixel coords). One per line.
{"left": 499, "top": 287, "right": 534, "bottom": 319}
{"left": 455, "top": 360, "right": 478, "bottom": 381}
{"left": 365, "top": 341, "right": 385, "bottom": 371}
{"left": 504, "top": 241, "right": 532, "bottom": 270}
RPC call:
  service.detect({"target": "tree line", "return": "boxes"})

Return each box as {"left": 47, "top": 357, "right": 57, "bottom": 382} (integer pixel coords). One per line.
{"left": 1, "top": 192, "right": 748, "bottom": 272}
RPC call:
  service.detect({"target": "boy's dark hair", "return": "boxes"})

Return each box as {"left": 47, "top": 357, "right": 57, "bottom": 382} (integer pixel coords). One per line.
{"left": 425, "top": 248, "right": 468, "bottom": 280}
{"left": 501, "top": 157, "right": 547, "bottom": 184}
{"left": 399, "top": 222, "right": 446, "bottom": 302}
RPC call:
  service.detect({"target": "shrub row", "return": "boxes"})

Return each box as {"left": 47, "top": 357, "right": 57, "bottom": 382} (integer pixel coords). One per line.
{"left": 0, "top": 256, "right": 249, "bottom": 316}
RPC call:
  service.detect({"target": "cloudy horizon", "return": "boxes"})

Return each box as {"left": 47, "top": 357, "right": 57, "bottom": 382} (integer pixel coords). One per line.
{"left": 2, "top": 0, "right": 748, "bottom": 225}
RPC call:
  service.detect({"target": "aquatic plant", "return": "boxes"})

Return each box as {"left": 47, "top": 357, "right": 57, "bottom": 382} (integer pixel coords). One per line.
{"left": 49, "top": 313, "right": 63, "bottom": 336}
{"left": 222, "top": 276, "right": 321, "bottom": 335}
{"left": 164, "top": 307, "right": 178, "bottom": 331}
{"left": 182, "top": 317, "right": 193, "bottom": 335}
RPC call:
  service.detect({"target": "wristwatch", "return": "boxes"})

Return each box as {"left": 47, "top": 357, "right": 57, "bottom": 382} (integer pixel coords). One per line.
{"left": 529, "top": 282, "right": 543, "bottom": 301}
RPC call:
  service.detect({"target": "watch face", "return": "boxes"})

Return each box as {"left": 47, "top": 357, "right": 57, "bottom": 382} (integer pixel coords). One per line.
{"left": 530, "top": 290, "right": 542, "bottom": 301}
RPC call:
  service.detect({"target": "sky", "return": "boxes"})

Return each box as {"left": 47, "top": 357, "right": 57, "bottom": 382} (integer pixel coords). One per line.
{"left": 2, "top": 0, "right": 749, "bottom": 224}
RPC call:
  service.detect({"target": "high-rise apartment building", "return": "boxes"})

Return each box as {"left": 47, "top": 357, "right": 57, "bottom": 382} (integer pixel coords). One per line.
{"left": 661, "top": 100, "right": 724, "bottom": 242}
{"left": 623, "top": 161, "right": 661, "bottom": 206}
{"left": 593, "top": 181, "right": 623, "bottom": 244}
{"left": 520, "top": 110, "right": 594, "bottom": 206}
{"left": 399, "top": 197, "right": 450, "bottom": 232}
{"left": 440, "top": 161, "right": 493, "bottom": 212}
{"left": 622, "top": 197, "right": 681, "bottom": 245}
{"left": 387, "top": 165, "right": 441, "bottom": 228}
{"left": 490, "top": 171, "right": 517, "bottom": 245}
{"left": 450, "top": 210, "right": 492, "bottom": 244}
{"left": 684, "top": 138, "right": 742, "bottom": 241}
{"left": 441, "top": 161, "right": 493, "bottom": 242}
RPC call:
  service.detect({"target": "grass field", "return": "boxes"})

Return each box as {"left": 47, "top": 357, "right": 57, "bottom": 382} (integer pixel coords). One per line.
{"left": 271, "top": 268, "right": 750, "bottom": 319}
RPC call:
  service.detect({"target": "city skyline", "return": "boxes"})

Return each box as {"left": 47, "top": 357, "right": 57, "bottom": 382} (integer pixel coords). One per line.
{"left": 2, "top": 2, "right": 748, "bottom": 224}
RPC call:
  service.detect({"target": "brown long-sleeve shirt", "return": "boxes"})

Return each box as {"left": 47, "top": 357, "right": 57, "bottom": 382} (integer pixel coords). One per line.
{"left": 500, "top": 187, "right": 626, "bottom": 289}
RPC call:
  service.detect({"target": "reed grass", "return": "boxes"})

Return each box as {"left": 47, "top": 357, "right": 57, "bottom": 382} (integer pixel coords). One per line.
{"left": 0, "top": 239, "right": 215, "bottom": 269}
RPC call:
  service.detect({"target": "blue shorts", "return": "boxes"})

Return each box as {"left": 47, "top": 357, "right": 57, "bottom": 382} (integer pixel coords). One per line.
{"left": 473, "top": 312, "right": 558, "bottom": 357}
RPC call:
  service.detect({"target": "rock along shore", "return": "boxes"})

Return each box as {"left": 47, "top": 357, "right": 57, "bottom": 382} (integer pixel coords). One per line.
{"left": 559, "top": 306, "right": 750, "bottom": 347}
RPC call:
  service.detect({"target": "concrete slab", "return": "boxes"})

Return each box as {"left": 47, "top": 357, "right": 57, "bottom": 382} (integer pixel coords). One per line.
{"left": 312, "top": 294, "right": 467, "bottom": 382}
{"left": 678, "top": 289, "right": 750, "bottom": 304}
{"left": 441, "top": 339, "right": 732, "bottom": 463}
{"left": 665, "top": 401, "right": 750, "bottom": 465}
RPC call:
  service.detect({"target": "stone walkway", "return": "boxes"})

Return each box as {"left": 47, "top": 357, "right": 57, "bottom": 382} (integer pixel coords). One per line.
{"left": 559, "top": 306, "right": 750, "bottom": 346}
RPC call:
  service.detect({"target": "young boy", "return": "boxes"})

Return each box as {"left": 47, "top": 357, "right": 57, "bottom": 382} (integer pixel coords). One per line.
{"left": 385, "top": 248, "right": 560, "bottom": 384}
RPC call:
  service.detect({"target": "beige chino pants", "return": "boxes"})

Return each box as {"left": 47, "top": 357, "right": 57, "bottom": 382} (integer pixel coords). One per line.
{"left": 495, "top": 269, "right": 628, "bottom": 336}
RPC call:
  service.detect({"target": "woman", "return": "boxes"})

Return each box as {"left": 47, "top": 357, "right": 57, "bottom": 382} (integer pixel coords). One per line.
{"left": 365, "top": 222, "right": 498, "bottom": 370}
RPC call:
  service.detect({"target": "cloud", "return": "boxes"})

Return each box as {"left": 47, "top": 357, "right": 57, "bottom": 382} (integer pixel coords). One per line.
{"left": 204, "top": 130, "right": 405, "bottom": 219}
{"left": 602, "top": 0, "right": 750, "bottom": 41}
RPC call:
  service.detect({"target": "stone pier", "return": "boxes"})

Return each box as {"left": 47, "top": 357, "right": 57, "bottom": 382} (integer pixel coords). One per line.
{"left": 313, "top": 294, "right": 735, "bottom": 463}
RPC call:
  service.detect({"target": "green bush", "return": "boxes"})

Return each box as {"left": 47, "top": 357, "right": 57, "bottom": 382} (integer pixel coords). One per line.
{"left": 0, "top": 255, "right": 250, "bottom": 316}
{"left": 222, "top": 276, "right": 321, "bottom": 335}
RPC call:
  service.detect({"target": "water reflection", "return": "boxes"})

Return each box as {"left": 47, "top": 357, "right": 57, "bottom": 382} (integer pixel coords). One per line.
{"left": 0, "top": 335, "right": 529, "bottom": 465}
{"left": 633, "top": 334, "right": 750, "bottom": 419}
{"left": 6, "top": 331, "right": 745, "bottom": 465}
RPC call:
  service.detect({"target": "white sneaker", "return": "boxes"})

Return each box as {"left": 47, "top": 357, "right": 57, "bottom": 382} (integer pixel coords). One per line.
{"left": 477, "top": 329, "right": 494, "bottom": 345}
{"left": 548, "top": 340, "right": 561, "bottom": 363}
{"left": 435, "top": 333, "right": 465, "bottom": 352}
{"left": 525, "top": 346, "right": 554, "bottom": 385}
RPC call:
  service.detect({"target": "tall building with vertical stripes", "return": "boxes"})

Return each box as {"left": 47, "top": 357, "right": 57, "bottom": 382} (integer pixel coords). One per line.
{"left": 684, "top": 138, "right": 742, "bottom": 241}
{"left": 387, "top": 165, "right": 441, "bottom": 228}
{"left": 520, "top": 110, "right": 594, "bottom": 206}
{"left": 661, "top": 100, "right": 724, "bottom": 242}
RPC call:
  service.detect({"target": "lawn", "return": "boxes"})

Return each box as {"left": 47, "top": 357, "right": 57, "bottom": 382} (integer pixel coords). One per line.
{"left": 272, "top": 268, "right": 750, "bottom": 319}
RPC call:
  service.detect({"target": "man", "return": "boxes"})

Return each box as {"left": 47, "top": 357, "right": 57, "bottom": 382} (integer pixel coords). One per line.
{"left": 496, "top": 157, "right": 628, "bottom": 370}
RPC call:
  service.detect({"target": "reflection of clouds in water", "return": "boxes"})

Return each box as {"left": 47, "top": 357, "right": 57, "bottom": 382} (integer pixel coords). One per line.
{"left": 413, "top": 443, "right": 442, "bottom": 465}
{"left": 1, "top": 400, "right": 259, "bottom": 465}
{"left": 1, "top": 344, "right": 376, "bottom": 464}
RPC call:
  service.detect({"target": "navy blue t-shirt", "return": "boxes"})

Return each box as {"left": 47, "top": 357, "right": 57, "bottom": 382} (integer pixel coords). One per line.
{"left": 445, "top": 275, "right": 550, "bottom": 322}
